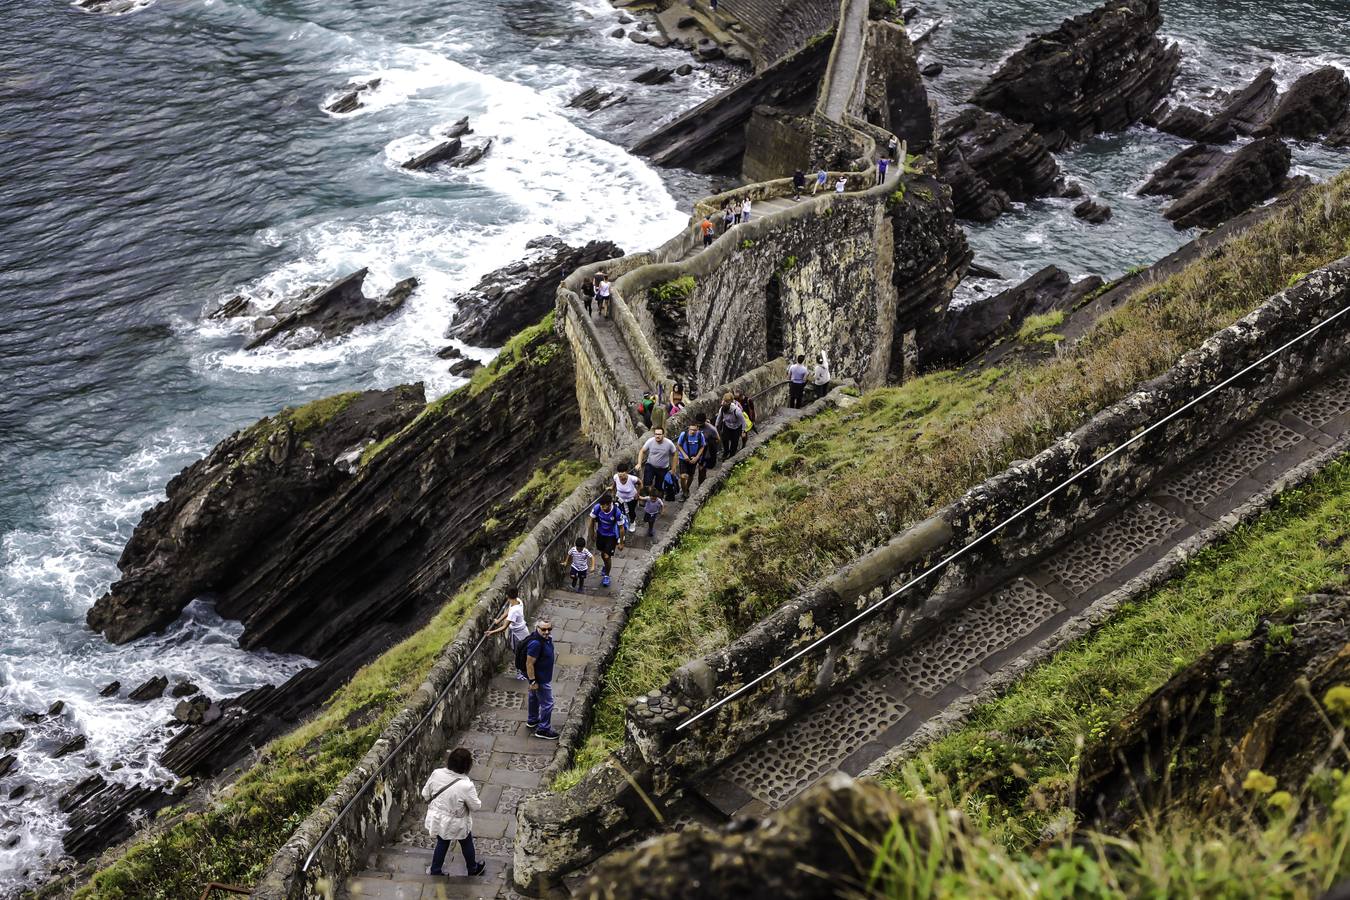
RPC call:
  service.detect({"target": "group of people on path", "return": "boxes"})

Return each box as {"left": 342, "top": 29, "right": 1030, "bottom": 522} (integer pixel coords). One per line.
{"left": 700, "top": 196, "right": 755, "bottom": 247}
{"left": 787, "top": 352, "right": 831, "bottom": 409}
{"left": 581, "top": 270, "right": 612, "bottom": 317}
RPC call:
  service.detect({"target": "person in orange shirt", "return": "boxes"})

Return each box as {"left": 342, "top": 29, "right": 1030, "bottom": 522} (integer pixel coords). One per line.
{"left": 699, "top": 216, "right": 715, "bottom": 247}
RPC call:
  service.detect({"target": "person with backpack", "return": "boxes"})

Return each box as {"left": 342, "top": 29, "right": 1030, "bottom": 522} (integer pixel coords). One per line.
{"left": 421, "top": 747, "right": 487, "bottom": 877}
{"left": 788, "top": 353, "right": 809, "bottom": 408}
{"left": 485, "top": 587, "right": 529, "bottom": 680}
{"left": 522, "top": 620, "right": 559, "bottom": 740}
{"left": 613, "top": 468, "right": 640, "bottom": 523}
{"left": 699, "top": 216, "right": 715, "bottom": 247}
{"left": 661, "top": 469, "right": 680, "bottom": 502}
{"left": 589, "top": 493, "right": 624, "bottom": 588}
{"left": 581, "top": 277, "right": 595, "bottom": 316}
{"left": 696, "top": 411, "right": 720, "bottom": 484}
{"left": 563, "top": 536, "right": 594, "bottom": 592}
{"left": 675, "top": 421, "right": 707, "bottom": 500}
{"left": 716, "top": 392, "right": 745, "bottom": 456}
{"left": 638, "top": 392, "right": 656, "bottom": 428}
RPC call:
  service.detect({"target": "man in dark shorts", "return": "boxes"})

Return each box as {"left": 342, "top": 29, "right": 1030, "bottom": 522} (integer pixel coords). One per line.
{"left": 696, "top": 411, "right": 720, "bottom": 486}
{"left": 589, "top": 493, "right": 625, "bottom": 588}
{"left": 675, "top": 421, "right": 706, "bottom": 501}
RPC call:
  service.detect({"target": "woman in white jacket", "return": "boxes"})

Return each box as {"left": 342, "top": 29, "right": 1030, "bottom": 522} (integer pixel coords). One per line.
{"left": 421, "top": 747, "right": 486, "bottom": 877}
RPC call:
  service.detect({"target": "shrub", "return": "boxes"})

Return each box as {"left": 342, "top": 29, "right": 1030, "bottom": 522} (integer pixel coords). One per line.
{"left": 651, "top": 275, "right": 696, "bottom": 304}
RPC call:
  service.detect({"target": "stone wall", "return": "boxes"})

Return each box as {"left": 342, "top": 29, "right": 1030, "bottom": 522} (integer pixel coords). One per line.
{"left": 559, "top": 297, "right": 634, "bottom": 458}
{"left": 623, "top": 170, "right": 958, "bottom": 397}
{"left": 742, "top": 107, "right": 818, "bottom": 184}
{"left": 514, "top": 256, "right": 1350, "bottom": 889}
{"left": 863, "top": 20, "right": 936, "bottom": 152}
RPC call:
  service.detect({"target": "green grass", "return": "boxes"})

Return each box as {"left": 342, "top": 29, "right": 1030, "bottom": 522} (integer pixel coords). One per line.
{"left": 882, "top": 453, "right": 1350, "bottom": 848}
{"left": 651, "top": 276, "right": 696, "bottom": 304}
{"left": 863, "top": 761, "right": 1350, "bottom": 899}
{"left": 77, "top": 447, "right": 593, "bottom": 898}
{"left": 556, "top": 170, "right": 1350, "bottom": 786}
{"left": 1015, "top": 310, "right": 1066, "bottom": 343}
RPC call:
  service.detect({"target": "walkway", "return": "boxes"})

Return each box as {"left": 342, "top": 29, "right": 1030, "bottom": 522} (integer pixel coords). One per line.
{"left": 819, "top": 0, "right": 868, "bottom": 122}
{"left": 343, "top": 533, "right": 655, "bottom": 900}
{"left": 692, "top": 368, "right": 1350, "bottom": 818}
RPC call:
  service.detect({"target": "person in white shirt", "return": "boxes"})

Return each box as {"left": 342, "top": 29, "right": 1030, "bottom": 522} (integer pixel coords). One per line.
{"left": 596, "top": 275, "right": 612, "bottom": 316}
{"left": 787, "top": 353, "right": 809, "bottom": 409}
{"left": 741, "top": 197, "right": 752, "bottom": 223}
{"left": 811, "top": 352, "right": 832, "bottom": 402}
{"left": 563, "top": 536, "right": 595, "bottom": 592}
{"left": 422, "top": 748, "right": 486, "bottom": 877}
{"left": 835, "top": 176, "right": 847, "bottom": 193}
{"left": 613, "top": 469, "right": 640, "bottom": 522}
{"left": 486, "top": 588, "right": 530, "bottom": 680}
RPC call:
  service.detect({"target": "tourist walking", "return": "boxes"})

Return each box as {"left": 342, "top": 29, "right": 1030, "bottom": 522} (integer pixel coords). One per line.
{"left": 613, "top": 468, "right": 640, "bottom": 522}
{"left": 876, "top": 156, "right": 890, "bottom": 185}
{"left": 581, "top": 277, "right": 594, "bottom": 316}
{"left": 421, "top": 748, "right": 487, "bottom": 877}
{"left": 638, "top": 391, "right": 656, "bottom": 428}
{"left": 811, "top": 352, "right": 832, "bottom": 402}
{"left": 887, "top": 134, "right": 899, "bottom": 159}
{"left": 813, "top": 166, "right": 828, "bottom": 195}
{"left": 792, "top": 169, "right": 806, "bottom": 201}
{"left": 589, "top": 494, "right": 624, "bottom": 588}
{"left": 835, "top": 176, "right": 847, "bottom": 193}
{"left": 563, "top": 536, "right": 594, "bottom": 592}
{"left": 736, "top": 389, "right": 756, "bottom": 427}
{"left": 524, "top": 620, "right": 559, "bottom": 739}
{"left": 675, "top": 421, "right": 707, "bottom": 500}
{"left": 722, "top": 203, "right": 735, "bottom": 233}
{"left": 741, "top": 197, "right": 752, "bottom": 223}
{"left": 596, "top": 274, "right": 612, "bottom": 316}
{"left": 638, "top": 426, "right": 678, "bottom": 496}
{"left": 640, "top": 491, "right": 665, "bottom": 537}
{"left": 696, "top": 411, "right": 720, "bottom": 484}
{"left": 485, "top": 587, "right": 529, "bottom": 680}
{"left": 788, "top": 353, "right": 809, "bottom": 408}
{"left": 700, "top": 215, "right": 715, "bottom": 247}
{"left": 668, "top": 384, "right": 686, "bottom": 417}
{"left": 716, "top": 392, "right": 745, "bottom": 456}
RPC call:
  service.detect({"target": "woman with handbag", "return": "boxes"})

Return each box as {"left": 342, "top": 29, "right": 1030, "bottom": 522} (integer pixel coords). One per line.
{"left": 421, "top": 747, "right": 487, "bottom": 877}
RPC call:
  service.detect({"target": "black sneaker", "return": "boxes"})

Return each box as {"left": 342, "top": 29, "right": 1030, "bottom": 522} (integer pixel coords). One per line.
{"left": 534, "top": 727, "right": 560, "bottom": 740}
{"left": 468, "top": 862, "right": 487, "bottom": 877}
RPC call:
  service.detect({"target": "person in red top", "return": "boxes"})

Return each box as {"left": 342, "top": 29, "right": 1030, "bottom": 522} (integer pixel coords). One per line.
{"left": 700, "top": 216, "right": 715, "bottom": 247}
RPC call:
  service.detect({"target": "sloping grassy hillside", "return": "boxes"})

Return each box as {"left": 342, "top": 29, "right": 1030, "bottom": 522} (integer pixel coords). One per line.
{"left": 557, "top": 171, "right": 1350, "bottom": 786}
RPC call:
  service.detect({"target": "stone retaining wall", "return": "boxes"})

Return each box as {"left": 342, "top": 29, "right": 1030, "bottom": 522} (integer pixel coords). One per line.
{"left": 514, "top": 256, "right": 1350, "bottom": 891}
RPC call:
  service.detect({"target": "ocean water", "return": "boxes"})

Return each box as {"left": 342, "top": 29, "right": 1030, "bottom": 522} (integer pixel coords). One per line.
{"left": 0, "top": 0, "right": 1346, "bottom": 890}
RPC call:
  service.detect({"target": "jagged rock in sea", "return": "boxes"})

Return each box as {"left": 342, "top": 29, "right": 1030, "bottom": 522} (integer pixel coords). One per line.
{"left": 1139, "top": 143, "right": 1227, "bottom": 198}
{"left": 1159, "top": 136, "right": 1293, "bottom": 230}
{"left": 577, "top": 775, "right": 926, "bottom": 899}
{"left": 448, "top": 358, "right": 481, "bottom": 377}
{"left": 441, "top": 116, "right": 473, "bottom": 139}
{"left": 445, "top": 236, "right": 622, "bottom": 347}
{"left": 1077, "top": 590, "right": 1350, "bottom": 833}
{"left": 126, "top": 676, "right": 167, "bottom": 702}
{"left": 1264, "top": 65, "right": 1350, "bottom": 142}
{"left": 230, "top": 270, "right": 416, "bottom": 351}
{"left": 917, "top": 265, "right": 1103, "bottom": 369}
{"left": 568, "top": 86, "right": 628, "bottom": 113}
{"left": 971, "top": 0, "right": 1181, "bottom": 150}
{"left": 170, "top": 680, "right": 199, "bottom": 698}
{"left": 402, "top": 136, "right": 493, "bottom": 171}
{"left": 1074, "top": 197, "right": 1113, "bottom": 224}
{"left": 1150, "top": 67, "right": 1278, "bottom": 143}
{"left": 632, "top": 66, "right": 674, "bottom": 85}
{"left": 86, "top": 385, "right": 426, "bottom": 645}
{"left": 97, "top": 681, "right": 119, "bottom": 698}
{"left": 323, "top": 77, "right": 381, "bottom": 114}
{"left": 935, "top": 107, "right": 1062, "bottom": 221}
{"left": 172, "top": 696, "right": 221, "bottom": 726}
{"left": 0, "top": 731, "right": 23, "bottom": 751}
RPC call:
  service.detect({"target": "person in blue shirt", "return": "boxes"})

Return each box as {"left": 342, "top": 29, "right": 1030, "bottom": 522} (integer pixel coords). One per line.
{"left": 524, "top": 620, "right": 558, "bottom": 740}
{"left": 589, "top": 493, "right": 625, "bottom": 588}
{"left": 675, "top": 421, "right": 706, "bottom": 501}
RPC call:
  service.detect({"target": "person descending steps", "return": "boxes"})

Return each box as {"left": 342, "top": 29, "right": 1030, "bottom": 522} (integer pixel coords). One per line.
{"left": 788, "top": 353, "right": 809, "bottom": 409}
{"left": 589, "top": 493, "right": 624, "bottom": 587}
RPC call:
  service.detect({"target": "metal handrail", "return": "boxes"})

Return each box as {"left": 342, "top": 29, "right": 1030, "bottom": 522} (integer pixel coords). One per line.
{"left": 301, "top": 488, "right": 608, "bottom": 873}
{"left": 676, "top": 299, "right": 1350, "bottom": 731}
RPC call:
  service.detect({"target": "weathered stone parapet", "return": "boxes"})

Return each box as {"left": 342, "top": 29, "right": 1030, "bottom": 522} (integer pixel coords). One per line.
{"left": 559, "top": 295, "right": 637, "bottom": 457}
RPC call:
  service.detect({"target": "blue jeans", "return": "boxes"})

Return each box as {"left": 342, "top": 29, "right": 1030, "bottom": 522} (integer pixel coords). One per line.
{"left": 528, "top": 681, "right": 554, "bottom": 730}
{"left": 430, "top": 833, "right": 477, "bottom": 874}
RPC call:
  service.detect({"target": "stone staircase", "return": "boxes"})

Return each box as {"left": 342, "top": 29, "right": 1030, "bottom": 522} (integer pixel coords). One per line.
{"left": 343, "top": 533, "right": 657, "bottom": 899}
{"left": 692, "top": 369, "right": 1350, "bottom": 818}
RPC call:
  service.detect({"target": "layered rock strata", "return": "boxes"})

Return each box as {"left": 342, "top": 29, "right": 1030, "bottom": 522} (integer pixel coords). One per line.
{"left": 1143, "top": 136, "right": 1294, "bottom": 230}
{"left": 972, "top": 0, "right": 1181, "bottom": 150}
{"left": 935, "top": 107, "right": 1062, "bottom": 221}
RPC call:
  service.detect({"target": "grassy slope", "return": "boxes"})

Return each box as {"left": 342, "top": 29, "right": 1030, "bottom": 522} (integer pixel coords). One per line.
{"left": 557, "top": 171, "right": 1350, "bottom": 786}
{"left": 861, "top": 455, "right": 1350, "bottom": 899}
